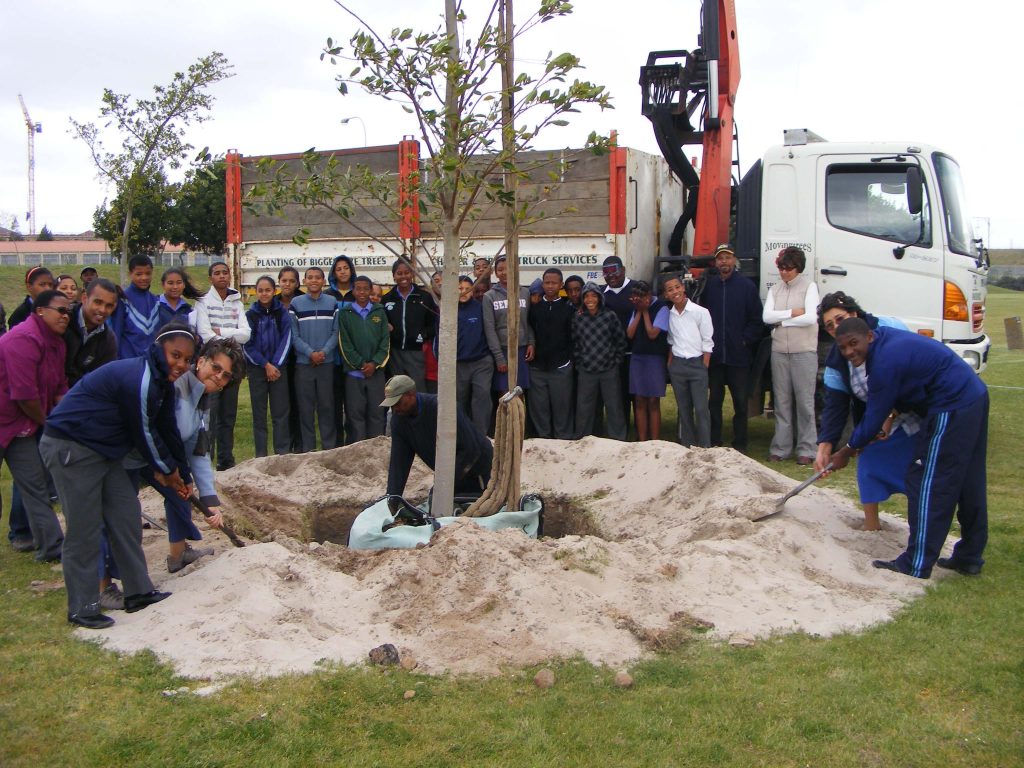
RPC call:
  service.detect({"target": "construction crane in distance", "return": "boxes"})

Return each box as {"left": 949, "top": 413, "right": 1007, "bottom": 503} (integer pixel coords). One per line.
{"left": 18, "top": 94, "right": 42, "bottom": 236}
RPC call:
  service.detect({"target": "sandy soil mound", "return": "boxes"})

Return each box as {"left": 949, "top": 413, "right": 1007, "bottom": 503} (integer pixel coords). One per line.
{"left": 88, "top": 438, "right": 945, "bottom": 678}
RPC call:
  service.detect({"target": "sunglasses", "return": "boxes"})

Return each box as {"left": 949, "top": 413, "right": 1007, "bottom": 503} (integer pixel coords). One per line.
{"left": 207, "top": 361, "right": 233, "bottom": 380}
{"left": 41, "top": 305, "right": 72, "bottom": 316}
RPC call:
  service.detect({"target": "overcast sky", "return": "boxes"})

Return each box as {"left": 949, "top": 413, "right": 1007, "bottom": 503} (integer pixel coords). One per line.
{"left": 2, "top": 0, "right": 1021, "bottom": 246}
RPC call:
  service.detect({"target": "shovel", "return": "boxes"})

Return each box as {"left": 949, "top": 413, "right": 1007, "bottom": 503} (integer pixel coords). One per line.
{"left": 751, "top": 462, "right": 833, "bottom": 522}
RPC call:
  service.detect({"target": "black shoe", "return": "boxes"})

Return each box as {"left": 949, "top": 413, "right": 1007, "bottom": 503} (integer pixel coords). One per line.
{"left": 10, "top": 538, "right": 35, "bottom": 553}
{"left": 216, "top": 461, "right": 235, "bottom": 472}
{"left": 936, "top": 557, "right": 983, "bottom": 576}
{"left": 68, "top": 612, "right": 115, "bottom": 629}
{"left": 35, "top": 553, "right": 61, "bottom": 564}
{"left": 124, "top": 590, "right": 172, "bottom": 613}
{"left": 872, "top": 559, "right": 931, "bottom": 579}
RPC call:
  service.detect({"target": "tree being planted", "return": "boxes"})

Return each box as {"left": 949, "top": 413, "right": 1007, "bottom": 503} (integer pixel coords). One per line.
{"left": 70, "top": 52, "right": 233, "bottom": 282}
{"left": 254, "top": 0, "right": 609, "bottom": 516}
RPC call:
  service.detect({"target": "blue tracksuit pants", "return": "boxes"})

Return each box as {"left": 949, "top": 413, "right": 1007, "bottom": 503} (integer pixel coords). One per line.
{"left": 896, "top": 391, "right": 988, "bottom": 577}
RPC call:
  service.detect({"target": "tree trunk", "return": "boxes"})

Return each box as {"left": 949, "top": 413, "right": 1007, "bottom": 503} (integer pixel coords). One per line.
{"left": 430, "top": 0, "right": 461, "bottom": 518}
{"left": 500, "top": 0, "right": 521, "bottom": 513}
{"left": 433, "top": 220, "right": 461, "bottom": 516}
{"left": 119, "top": 195, "right": 133, "bottom": 285}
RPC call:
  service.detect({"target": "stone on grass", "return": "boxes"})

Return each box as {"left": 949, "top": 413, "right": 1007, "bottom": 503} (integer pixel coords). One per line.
{"left": 369, "top": 643, "right": 400, "bottom": 666}
{"left": 403, "top": 690, "right": 416, "bottom": 700}
{"left": 614, "top": 671, "right": 634, "bottom": 688}
{"left": 534, "top": 668, "right": 555, "bottom": 689}
{"left": 400, "top": 654, "right": 418, "bottom": 671}
{"left": 728, "top": 633, "right": 756, "bottom": 648}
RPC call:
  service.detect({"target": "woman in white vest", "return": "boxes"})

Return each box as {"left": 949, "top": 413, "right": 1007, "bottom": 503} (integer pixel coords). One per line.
{"left": 762, "top": 247, "right": 820, "bottom": 464}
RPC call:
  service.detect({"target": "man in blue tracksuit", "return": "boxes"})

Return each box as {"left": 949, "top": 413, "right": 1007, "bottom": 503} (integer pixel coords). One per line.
{"left": 828, "top": 319, "right": 989, "bottom": 579}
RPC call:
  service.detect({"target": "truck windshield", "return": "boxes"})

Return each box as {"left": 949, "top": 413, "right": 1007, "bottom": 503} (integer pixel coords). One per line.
{"left": 932, "top": 153, "right": 976, "bottom": 257}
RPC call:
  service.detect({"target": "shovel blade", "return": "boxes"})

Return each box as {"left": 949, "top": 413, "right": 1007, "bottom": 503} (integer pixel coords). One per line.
{"left": 752, "top": 463, "right": 832, "bottom": 522}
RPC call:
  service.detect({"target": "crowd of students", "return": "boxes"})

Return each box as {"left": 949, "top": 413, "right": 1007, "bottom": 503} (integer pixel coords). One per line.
{"left": 0, "top": 240, "right": 989, "bottom": 632}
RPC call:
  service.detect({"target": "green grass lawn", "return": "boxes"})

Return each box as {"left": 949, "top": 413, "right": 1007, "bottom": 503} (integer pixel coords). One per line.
{"left": 0, "top": 273, "right": 1022, "bottom": 767}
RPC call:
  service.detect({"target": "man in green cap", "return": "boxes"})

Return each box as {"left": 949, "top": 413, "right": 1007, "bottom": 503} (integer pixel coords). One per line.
{"left": 382, "top": 375, "right": 493, "bottom": 498}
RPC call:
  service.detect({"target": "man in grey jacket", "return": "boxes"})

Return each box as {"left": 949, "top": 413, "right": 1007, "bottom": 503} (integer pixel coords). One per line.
{"left": 482, "top": 255, "right": 535, "bottom": 393}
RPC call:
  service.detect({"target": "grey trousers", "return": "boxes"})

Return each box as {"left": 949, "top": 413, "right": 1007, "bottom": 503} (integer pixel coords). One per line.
{"left": 247, "top": 363, "right": 292, "bottom": 456}
{"left": 294, "top": 364, "right": 337, "bottom": 451}
{"left": 529, "top": 363, "right": 575, "bottom": 439}
{"left": 669, "top": 356, "right": 711, "bottom": 448}
{"left": 208, "top": 382, "right": 239, "bottom": 466}
{"left": 390, "top": 348, "right": 426, "bottom": 391}
{"left": 769, "top": 350, "right": 818, "bottom": 458}
{"left": 40, "top": 434, "right": 154, "bottom": 618}
{"left": 576, "top": 367, "right": 626, "bottom": 441}
{"left": 457, "top": 356, "right": 494, "bottom": 436}
{"left": 344, "top": 373, "right": 387, "bottom": 443}
{"left": 3, "top": 434, "right": 63, "bottom": 560}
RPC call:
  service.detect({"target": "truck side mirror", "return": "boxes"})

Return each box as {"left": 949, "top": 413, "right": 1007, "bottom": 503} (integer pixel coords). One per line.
{"left": 906, "top": 166, "right": 923, "bottom": 216}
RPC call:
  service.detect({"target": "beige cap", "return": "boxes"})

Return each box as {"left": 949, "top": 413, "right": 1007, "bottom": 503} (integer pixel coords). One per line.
{"left": 380, "top": 374, "right": 416, "bottom": 407}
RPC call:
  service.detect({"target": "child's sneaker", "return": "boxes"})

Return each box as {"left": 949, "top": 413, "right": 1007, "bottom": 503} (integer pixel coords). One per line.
{"left": 99, "top": 583, "right": 125, "bottom": 611}
{"left": 167, "top": 544, "right": 214, "bottom": 573}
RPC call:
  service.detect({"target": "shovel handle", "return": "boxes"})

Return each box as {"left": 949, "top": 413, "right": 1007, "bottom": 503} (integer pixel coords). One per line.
{"left": 189, "top": 494, "right": 246, "bottom": 548}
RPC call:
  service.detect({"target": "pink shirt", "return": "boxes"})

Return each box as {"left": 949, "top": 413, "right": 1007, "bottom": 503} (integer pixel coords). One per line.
{"left": 0, "top": 313, "right": 68, "bottom": 447}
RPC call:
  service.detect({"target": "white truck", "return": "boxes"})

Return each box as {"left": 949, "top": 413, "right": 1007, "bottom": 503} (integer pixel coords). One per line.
{"left": 226, "top": 142, "right": 684, "bottom": 292}
{"left": 739, "top": 130, "right": 990, "bottom": 371}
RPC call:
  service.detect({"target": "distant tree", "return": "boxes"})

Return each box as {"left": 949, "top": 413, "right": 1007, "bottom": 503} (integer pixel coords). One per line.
{"left": 70, "top": 51, "right": 233, "bottom": 282}
{"left": 37, "top": 225, "right": 54, "bottom": 241}
{"left": 3, "top": 215, "right": 25, "bottom": 241}
{"left": 171, "top": 161, "right": 226, "bottom": 254}
{"left": 93, "top": 169, "right": 179, "bottom": 258}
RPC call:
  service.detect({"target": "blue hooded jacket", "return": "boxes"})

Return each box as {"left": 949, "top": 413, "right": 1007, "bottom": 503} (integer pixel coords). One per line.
{"left": 44, "top": 343, "right": 192, "bottom": 482}
{"left": 244, "top": 298, "right": 292, "bottom": 368}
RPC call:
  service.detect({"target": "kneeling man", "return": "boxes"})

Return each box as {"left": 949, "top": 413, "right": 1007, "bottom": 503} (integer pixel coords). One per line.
{"left": 383, "top": 375, "right": 493, "bottom": 498}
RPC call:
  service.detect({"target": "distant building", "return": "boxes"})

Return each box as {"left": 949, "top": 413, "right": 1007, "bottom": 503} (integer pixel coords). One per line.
{"left": 0, "top": 238, "right": 220, "bottom": 269}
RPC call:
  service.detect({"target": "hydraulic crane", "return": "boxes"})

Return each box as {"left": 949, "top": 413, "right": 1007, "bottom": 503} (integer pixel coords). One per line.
{"left": 640, "top": 0, "right": 740, "bottom": 273}
{"left": 18, "top": 94, "right": 42, "bottom": 236}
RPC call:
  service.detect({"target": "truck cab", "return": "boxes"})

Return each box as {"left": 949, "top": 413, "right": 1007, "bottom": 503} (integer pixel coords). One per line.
{"left": 741, "top": 130, "right": 990, "bottom": 371}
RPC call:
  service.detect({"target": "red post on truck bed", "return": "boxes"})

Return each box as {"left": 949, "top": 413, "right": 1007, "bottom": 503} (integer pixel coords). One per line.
{"left": 225, "top": 150, "right": 243, "bottom": 245}
{"left": 398, "top": 138, "right": 420, "bottom": 241}
{"left": 608, "top": 132, "right": 627, "bottom": 235}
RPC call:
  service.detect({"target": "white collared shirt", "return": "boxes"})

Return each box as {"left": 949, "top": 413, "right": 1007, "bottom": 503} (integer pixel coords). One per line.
{"left": 663, "top": 299, "right": 714, "bottom": 359}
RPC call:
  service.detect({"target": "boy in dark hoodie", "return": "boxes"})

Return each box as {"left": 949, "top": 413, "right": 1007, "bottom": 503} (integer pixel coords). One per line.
{"left": 528, "top": 268, "right": 575, "bottom": 439}
{"left": 337, "top": 276, "right": 391, "bottom": 442}
{"left": 571, "top": 282, "right": 627, "bottom": 440}
{"left": 244, "top": 275, "right": 293, "bottom": 456}
{"left": 110, "top": 256, "right": 161, "bottom": 359}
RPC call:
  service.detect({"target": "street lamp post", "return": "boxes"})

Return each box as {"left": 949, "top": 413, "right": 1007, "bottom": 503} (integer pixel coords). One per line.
{"left": 340, "top": 116, "right": 367, "bottom": 146}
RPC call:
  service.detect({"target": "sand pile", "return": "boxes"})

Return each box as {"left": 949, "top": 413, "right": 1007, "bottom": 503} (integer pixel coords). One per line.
{"left": 87, "top": 438, "right": 945, "bottom": 678}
